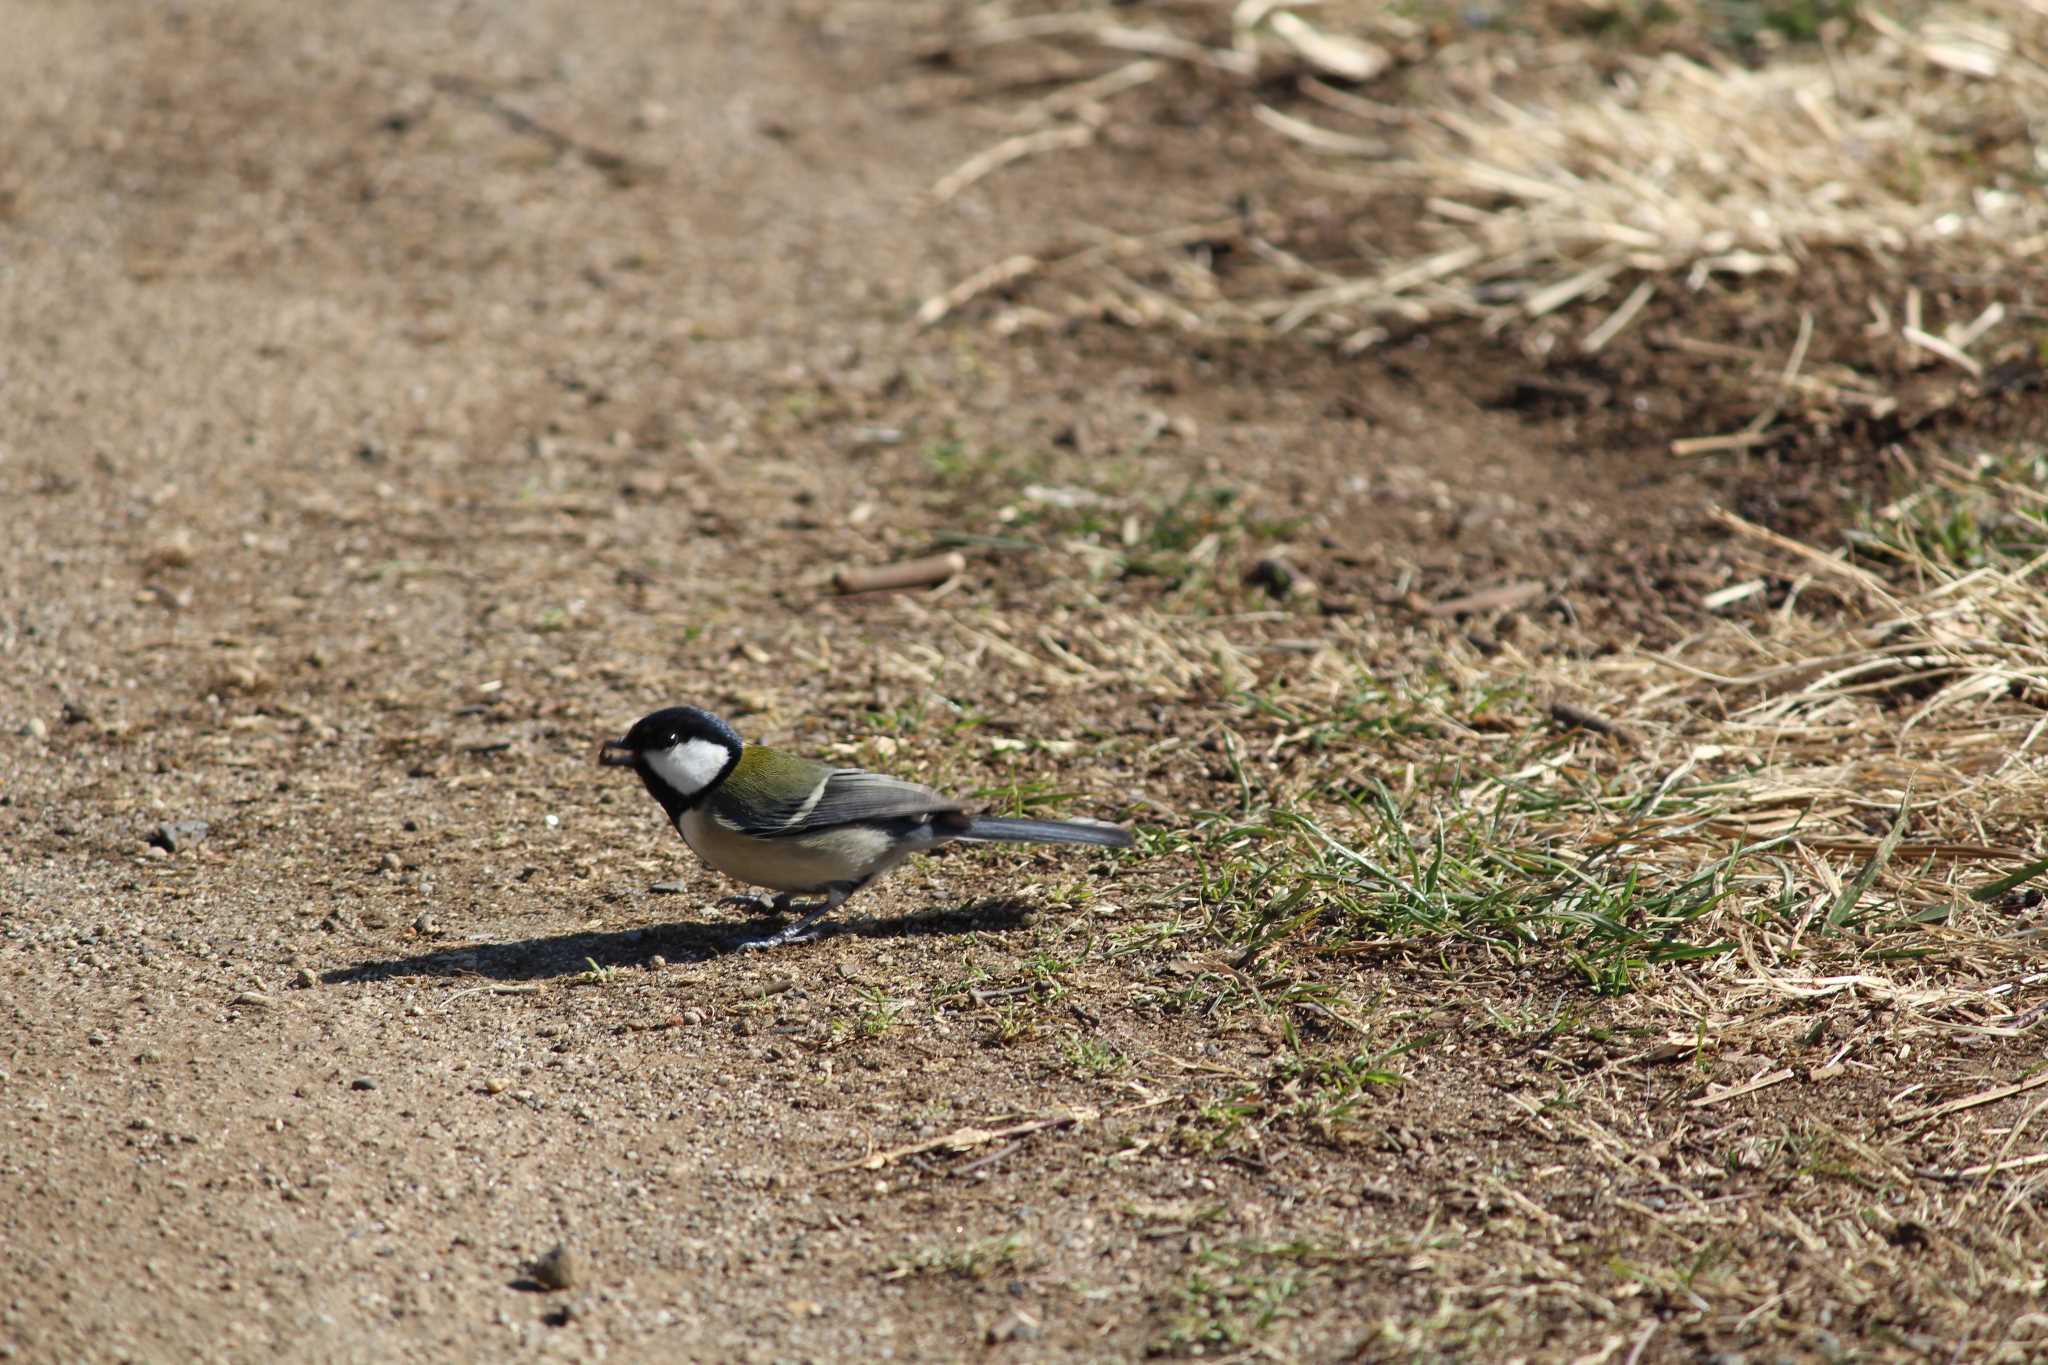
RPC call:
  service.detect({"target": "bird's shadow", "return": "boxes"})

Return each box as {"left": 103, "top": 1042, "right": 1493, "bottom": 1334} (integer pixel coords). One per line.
{"left": 322, "top": 897, "right": 1036, "bottom": 986}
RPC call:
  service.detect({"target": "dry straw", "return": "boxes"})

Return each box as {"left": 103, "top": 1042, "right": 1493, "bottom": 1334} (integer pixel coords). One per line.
{"left": 870, "top": 450, "right": 2048, "bottom": 1039}
{"left": 925, "top": 1, "right": 2045, "bottom": 368}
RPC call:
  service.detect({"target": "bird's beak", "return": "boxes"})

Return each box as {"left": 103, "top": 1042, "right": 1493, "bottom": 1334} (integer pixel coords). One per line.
{"left": 596, "top": 739, "right": 638, "bottom": 768}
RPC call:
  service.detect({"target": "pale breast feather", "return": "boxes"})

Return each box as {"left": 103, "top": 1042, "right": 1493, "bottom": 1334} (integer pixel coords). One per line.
{"left": 679, "top": 806, "right": 899, "bottom": 891}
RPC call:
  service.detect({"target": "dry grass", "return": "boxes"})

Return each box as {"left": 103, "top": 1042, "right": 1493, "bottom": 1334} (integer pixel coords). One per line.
{"left": 873, "top": 14, "right": 2048, "bottom": 1330}
{"left": 837, "top": 435, "right": 2048, "bottom": 1353}
{"left": 919, "top": 0, "right": 2047, "bottom": 428}
{"left": 856, "top": 437, "right": 2048, "bottom": 1014}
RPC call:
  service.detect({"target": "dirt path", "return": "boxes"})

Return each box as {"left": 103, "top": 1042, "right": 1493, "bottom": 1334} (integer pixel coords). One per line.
{"left": 9, "top": 3, "right": 2012, "bottom": 1361}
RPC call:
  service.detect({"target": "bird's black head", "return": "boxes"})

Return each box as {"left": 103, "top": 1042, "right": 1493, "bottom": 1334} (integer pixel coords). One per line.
{"left": 597, "top": 706, "right": 744, "bottom": 820}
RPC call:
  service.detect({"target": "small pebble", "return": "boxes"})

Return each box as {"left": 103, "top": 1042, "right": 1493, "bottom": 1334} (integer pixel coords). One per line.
{"left": 350, "top": 1076, "right": 378, "bottom": 1092}
{"left": 293, "top": 968, "right": 318, "bottom": 989}
{"left": 1244, "top": 556, "right": 1317, "bottom": 602}
{"left": 987, "top": 1311, "right": 1043, "bottom": 1344}
{"left": 647, "top": 954, "right": 667, "bottom": 971}
{"left": 413, "top": 913, "right": 436, "bottom": 935}
{"left": 484, "top": 1077, "right": 511, "bottom": 1095}
{"left": 87, "top": 1030, "right": 110, "bottom": 1046}
{"left": 231, "top": 991, "right": 274, "bottom": 1008}
{"left": 378, "top": 852, "right": 401, "bottom": 873}
{"left": 681, "top": 1009, "right": 704, "bottom": 1027}
{"left": 530, "top": 1244, "right": 578, "bottom": 1291}
{"left": 22, "top": 717, "right": 47, "bottom": 740}
{"left": 148, "top": 820, "right": 209, "bottom": 853}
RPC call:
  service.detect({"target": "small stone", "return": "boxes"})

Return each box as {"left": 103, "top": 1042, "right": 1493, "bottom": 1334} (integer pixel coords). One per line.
{"left": 293, "top": 968, "right": 318, "bottom": 989}
{"left": 681, "top": 1009, "right": 704, "bottom": 1027}
{"left": 87, "top": 1030, "right": 110, "bottom": 1047}
{"left": 987, "top": 1310, "right": 1043, "bottom": 1344}
{"left": 413, "top": 913, "right": 436, "bottom": 935}
{"left": 530, "top": 1244, "right": 578, "bottom": 1291}
{"left": 483, "top": 1077, "right": 511, "bottom": 1095}
{"left": 147, "top": 820, "right": 209, "bottom": 853}
{"left": 379, "top": 852, "right": 402, "bottom": 874}
{"left": 647, "top": 955, "right": 667, "bottom": 971}
{"left": 217, "top": 664, "right": 265, "bottom": 694}
{"left": 1245, "top": 555, "right": 1317, "bottom": 602}
{"left": 21, "top": 717, "right": 47, "bottom": 740}
{"left": 144, "top": 532, "right": 197, "bottom": 571}
{"left": 231, "top": 991, "right": 274, "bottom": 1008}
{"left": 349, "top": 1076, "right": 377, "bottom": 1092}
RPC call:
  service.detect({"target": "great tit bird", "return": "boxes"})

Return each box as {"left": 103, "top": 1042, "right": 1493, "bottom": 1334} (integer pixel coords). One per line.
{"left": 598, "top": 706, "right": 1133, "bottom": 949}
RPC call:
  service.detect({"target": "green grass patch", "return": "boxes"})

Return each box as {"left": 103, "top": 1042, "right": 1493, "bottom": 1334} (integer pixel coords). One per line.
{"left": 1154, "top": 1241, "right": 1354, "bottom": 1355}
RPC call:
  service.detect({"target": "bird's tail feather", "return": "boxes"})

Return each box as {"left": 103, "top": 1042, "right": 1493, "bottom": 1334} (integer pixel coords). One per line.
{"left": 959, "top": 816, "right": 1132, "bottom": 848}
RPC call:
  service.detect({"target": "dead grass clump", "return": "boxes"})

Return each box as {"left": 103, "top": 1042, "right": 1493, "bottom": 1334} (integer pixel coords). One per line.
{"left": 1183, "top": 447, "right": 2048, "bottom": 1027}
{"left": 920, "top": 1, "right": 2044, "bottom": 418}
{"left": 888, "top": 443, "right": 2048, "bottom": 1032}
{"left": 1483, "top": 450, "right": 2048, "bottom": 1021}
{"left": 1243, "top": 1, "right": 2048, "bottom": 350}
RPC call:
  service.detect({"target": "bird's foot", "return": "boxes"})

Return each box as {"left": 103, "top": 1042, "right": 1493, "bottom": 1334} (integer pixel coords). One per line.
{"left": 730, "top": 925, "right": 822, "bottom": 952}
{"left": 729, "top": 897, "right": 847, "bottom": 951}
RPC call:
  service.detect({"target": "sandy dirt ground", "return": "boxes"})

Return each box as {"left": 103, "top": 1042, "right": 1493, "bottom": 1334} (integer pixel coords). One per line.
{"left": 6, "top": 2, "right": 2046, "bottom": 1361}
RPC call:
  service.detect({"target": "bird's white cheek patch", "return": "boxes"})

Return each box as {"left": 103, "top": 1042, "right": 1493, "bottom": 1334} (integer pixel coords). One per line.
{"left": 646, "top": 738, "right": 731, "bottom": 796}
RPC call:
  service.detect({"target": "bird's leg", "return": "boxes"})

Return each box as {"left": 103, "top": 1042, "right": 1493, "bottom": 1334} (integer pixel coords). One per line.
{"left": 732, "top": 881, "right": 866, "bottom": 951}
{"left": 716, "top": 892, "right": 791, "bottom": 916}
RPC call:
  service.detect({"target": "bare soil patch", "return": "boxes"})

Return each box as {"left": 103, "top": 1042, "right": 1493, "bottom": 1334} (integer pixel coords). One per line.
{"left": 4, "top": 2, "right": 2046, "bottom": 1361}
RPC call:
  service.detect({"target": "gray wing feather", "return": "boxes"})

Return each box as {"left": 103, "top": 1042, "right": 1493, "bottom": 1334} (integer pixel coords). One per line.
{"left": 804, "top": 769, "right": 964, "bottom": 828}
{"left": 708, "top": 768, "right": 962, "bottom": 837}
